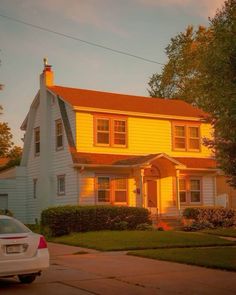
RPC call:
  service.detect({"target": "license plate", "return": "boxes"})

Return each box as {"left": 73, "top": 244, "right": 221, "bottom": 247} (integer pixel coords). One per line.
{"left": 6, "top": 245, "right": 22, "bottom": 254}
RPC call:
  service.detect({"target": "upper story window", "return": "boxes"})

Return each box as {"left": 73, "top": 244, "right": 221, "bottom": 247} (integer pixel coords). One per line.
{"left": 57, "top": 175, "right": 66, "bottom": 196}
{"left": 34, "top": 127, "right": 40, "bottom": 156}
{"left": 97, "top": 176, "right": 128, "bottom": 204}
{"left": 56, "top": 119, "right": 63, "bottom": 150}
{"left": 94, "top": 116, "right": 127, "bottom": 147}
{"left": 173, "top": 123, "right": 200, "bottom": 151}
{"left": 179, "top": 177, "right": 201, "bottom": 204}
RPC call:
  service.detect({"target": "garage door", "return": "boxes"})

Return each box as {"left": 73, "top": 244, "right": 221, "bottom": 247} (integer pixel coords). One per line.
{"left": 0, "top": 194, "right": 8, "bottom": 210}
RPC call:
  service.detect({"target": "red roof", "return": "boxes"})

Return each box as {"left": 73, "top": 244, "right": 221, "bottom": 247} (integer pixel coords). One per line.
{"left": 73, "top": 152, "right": 158, "bottom": 166}
{"left": 174, "top": 157, "right": 217, "bottom": 169}
{"left": 73, "top": 152, "right": 217, "bottom": 169}
{"left": 48, "top": 85, "right": 207, "bottom": 118}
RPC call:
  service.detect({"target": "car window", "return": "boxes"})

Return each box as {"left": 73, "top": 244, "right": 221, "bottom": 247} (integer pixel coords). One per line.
{"left": 0, "top": 218, "right": 31, "bottom": 234}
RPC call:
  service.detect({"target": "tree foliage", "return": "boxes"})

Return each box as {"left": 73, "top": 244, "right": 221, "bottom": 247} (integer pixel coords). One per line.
{"left": 0, "top": 106, "right": 22, "bottom": 169}
{"left": 0, "top": 122, "right": 14, "bottom": 157}
{"left": 148, "top": 0, "right": 236, "bottom": 187}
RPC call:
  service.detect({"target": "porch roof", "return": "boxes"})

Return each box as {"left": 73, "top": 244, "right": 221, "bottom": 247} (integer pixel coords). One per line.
{"left": 73, "top": 152, "right": 216, "bottom": 170}
{"left": 173, "top": 157, "right": 217, "bottom": 170}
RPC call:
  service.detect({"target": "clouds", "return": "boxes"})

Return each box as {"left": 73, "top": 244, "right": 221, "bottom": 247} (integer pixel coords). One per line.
{"left": 138, "top": 0, "right": 225, "bottom": 18}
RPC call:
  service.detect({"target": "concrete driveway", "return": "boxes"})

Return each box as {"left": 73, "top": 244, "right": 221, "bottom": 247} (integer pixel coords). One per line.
{"left": 0, "top": 242, "right": 236, "bottom": 295}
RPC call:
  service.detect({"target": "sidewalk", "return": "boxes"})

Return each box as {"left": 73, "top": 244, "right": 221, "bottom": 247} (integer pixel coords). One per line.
{"left": 46, "top": 242, "right": 236, "bottom": 295}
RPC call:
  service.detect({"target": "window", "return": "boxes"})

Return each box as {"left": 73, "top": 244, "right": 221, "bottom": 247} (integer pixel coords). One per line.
{"left": 97, "top": 177, "right": 110, "bottom": 202}
{"left": 33, "top": 179, "right": 37, "bottom": 199}
{"left": 179, "top": 179, "right": 187, "bottom": 203}
{"left": 34, "top": 127, "right": 40, "bottom": 156}
{"left": 173, "top": 123, "right": 200, "bottom": 151}
{"left": 114, "top": 178, "right": 127, "bottom": 203}
{"left": 189, "top": 127, "right": 200, "bottom": 150}
{"left": 179, "top": 177, "right": 201, "bottom": 204}
{"left": 97, "top": 119, "right": 110, "bottom": 145}
{"left": 94, "top": 116, "right": 127, "bottom": 147}
{"left": 114, "top": 120, "right": 126, "bottom": 146}
{"left": 97, "top": 176, "right": 128, "bottom": 204}
{"left": 56, "top": 119, "right": 63, "bottom": 149}
{"left": 57, "top": 175, "right": 65, "bottom": 196}
{"left": 190, "top": 179, "right": 201, "bottom": 203}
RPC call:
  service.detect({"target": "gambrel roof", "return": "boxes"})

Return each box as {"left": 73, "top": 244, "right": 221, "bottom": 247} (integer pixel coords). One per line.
{"left": 48, "top": 85, "right": 207, "bottom": 119}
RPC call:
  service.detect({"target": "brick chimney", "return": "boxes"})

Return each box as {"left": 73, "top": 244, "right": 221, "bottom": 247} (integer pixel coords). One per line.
{"left": 42, "top": 58, "right": 54, "bottom": 86}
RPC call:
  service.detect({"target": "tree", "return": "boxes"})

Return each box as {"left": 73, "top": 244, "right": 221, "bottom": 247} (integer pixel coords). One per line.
{"left": 148, "top": 0, "right": 236, "bottom": 187}
{"left": 0, "top": 122, "right": 14, "bottom": 157}
{"left": 0, "top": 106, "right": 22, "bottom": 169}
{"left": 3, "top": 146, "right": 22, "bottom": 169}
{"left": 201, "top": 0, "right": 236, "bottom": 187}
{"left": 148, "top": 25, "right": 210, "bottom": 105}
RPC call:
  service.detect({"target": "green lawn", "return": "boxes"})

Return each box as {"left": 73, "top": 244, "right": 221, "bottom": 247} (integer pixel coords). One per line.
{"left": 128, "top": 247, "right": 236, "bottom": 271}
{"left": 202, "top": 228, "right": 236, "bottom": 238}
{"left": 50, "top": 230, "right": 234, "bottom": 251}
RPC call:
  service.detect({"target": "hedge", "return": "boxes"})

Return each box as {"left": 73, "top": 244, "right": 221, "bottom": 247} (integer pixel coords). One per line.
{"left": 41, "top": 205, "right": 151, "bottom": 237}
{"left": 182, "top": 207, "right": 236, "bottom": 228}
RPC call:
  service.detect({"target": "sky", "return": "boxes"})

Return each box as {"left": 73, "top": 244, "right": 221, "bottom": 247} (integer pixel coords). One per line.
{"left": 0, "top": 0, "right": 225, "bottom": 147}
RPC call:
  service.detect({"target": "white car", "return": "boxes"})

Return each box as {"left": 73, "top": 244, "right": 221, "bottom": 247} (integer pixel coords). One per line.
{"left": 0, "top": 215, "right": 49, "bottom": 284}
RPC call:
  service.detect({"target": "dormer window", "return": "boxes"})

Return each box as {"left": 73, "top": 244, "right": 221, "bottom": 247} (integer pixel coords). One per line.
{"left": 94, "top": 115, "right": 127, "bottom": 147}
{"left": 56, "top": 119, "right": 63, "bottom": 150}
{"left": 34, "top": 127, "right": 40, "bottom": 156}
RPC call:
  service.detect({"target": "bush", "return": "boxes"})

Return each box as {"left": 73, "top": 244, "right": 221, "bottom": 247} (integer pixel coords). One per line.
{"left": 0, "top": 209, "right": 13, "bottom": 216}
{"left": 182, "top": 207, "right": 236, "bottom": 229}
{"left": 41, "top": 205, "right": 151, "bottom": 237}
{"left": 183, "top": 220, "right": 214, "bottom": 232}
{"left": 136, "top": 223, "right": 154, "bottom": 231}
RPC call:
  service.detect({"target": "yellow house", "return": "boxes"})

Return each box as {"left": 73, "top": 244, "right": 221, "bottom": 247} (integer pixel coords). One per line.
{"left": 1, "top": 62, "right": 232, "bottom": 223}
{"left": 47, "top": 63, "right": 220, "bottom": 219}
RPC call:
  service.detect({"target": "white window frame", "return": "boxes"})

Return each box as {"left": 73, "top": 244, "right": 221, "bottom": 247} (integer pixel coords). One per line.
{"left": 57, "top": 175, "right": 66, "bottom": 196}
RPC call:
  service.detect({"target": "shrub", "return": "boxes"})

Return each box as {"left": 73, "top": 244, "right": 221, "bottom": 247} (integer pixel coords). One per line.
{"left": 182, "top": 207, "right": 236, "bottom": 229}
{"left": 183, "top": 220, "right": 214, "bottom": 232}
{"left": 0, "top": 209, "right": 13, "bottom": 216}
{"left": 41, "top": 205, "right": 151, "bottom": 237}
{"left": 136, "top": 223, "right": 154, "bottom": 231}
{"left": 113, "top": 221, "right": 128, "bottom": 230}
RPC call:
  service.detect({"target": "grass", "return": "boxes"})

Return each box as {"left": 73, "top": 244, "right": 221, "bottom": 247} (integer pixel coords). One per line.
{"left": 49, "top": 230, "right": 234, "bottom": 251}
{"left": 128, "top": 247, "right": 236, "bottom": 271}
{"left": 202, "top": 228, "right": 236, "bottom": 238}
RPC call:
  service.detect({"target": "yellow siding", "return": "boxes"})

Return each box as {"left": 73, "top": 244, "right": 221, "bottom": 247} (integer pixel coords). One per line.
{"left": 159, "top": 176, "right": 177, "bottom": 216}
{"left": 76, "top": 111, "right": 213, "bottom": 158}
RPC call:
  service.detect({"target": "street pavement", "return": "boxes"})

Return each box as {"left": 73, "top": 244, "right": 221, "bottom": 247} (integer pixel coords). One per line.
{"left": 0, "top": 242, "right": 236, "bottom": 294}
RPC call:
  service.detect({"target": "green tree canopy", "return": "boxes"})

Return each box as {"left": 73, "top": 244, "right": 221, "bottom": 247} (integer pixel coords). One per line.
{"left": 148, "top": 0, "right": 236, "bottom": 187}
{"left": 0, "top": 106, "right": 22, "bottom": 169}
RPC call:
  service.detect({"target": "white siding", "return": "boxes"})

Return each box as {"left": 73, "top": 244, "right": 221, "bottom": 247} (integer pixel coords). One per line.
{"left": 25, "top": 101, "right": 41, "bottom": 223}
{"left": 49, "top": 94, "right": 78, "bottom": 207}
{"left": 202, "top": 176, "right": 215, "bottom": 206}
{"left": 0, "top": 167, "right": 27, "bottom": 223}
{"left": 22, "top": 91, "right": 78, "bottom": 223}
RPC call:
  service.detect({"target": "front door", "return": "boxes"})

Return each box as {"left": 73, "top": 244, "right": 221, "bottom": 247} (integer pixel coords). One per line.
{"left": 146, "top": 179, "right": 157, "bottom": 208}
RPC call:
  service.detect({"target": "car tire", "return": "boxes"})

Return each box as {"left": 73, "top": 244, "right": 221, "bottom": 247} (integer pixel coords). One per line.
{"left": 18, "top": 274, "right": 37, "bottom": 284}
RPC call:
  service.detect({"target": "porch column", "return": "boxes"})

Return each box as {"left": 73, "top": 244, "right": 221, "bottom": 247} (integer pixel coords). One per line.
{"left": 140, "top": 168, "right": 145, "bottom": 207}
{"left": 176, "top": 169, "right": 181, "bottom": 217}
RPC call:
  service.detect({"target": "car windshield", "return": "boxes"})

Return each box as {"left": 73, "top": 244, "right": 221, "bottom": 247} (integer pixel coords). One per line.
{"left": 0, "top": 218, "right": 31, "bottom": 234}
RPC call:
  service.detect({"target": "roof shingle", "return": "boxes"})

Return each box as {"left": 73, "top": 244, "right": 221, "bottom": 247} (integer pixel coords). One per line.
{"left": 49, "top": 85, "right": 207, "bottom": 118}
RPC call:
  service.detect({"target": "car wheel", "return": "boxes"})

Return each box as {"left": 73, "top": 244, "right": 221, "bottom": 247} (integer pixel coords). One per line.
{"left": 18, "top": 274, "right": 37, "bottom": 284}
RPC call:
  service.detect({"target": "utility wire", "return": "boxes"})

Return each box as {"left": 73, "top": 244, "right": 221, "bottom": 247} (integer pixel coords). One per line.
{"left": 0, "top": 13, "right": 164, "bottom": 65}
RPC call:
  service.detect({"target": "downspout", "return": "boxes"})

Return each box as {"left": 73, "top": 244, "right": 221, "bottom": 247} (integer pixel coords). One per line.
{"left": 176, "top": 169, "right": 181, "bottom": 218}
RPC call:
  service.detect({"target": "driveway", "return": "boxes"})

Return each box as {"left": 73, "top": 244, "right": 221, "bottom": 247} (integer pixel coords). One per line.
{"left": 0, "top": 242, "right": 236, "bottom": 294}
